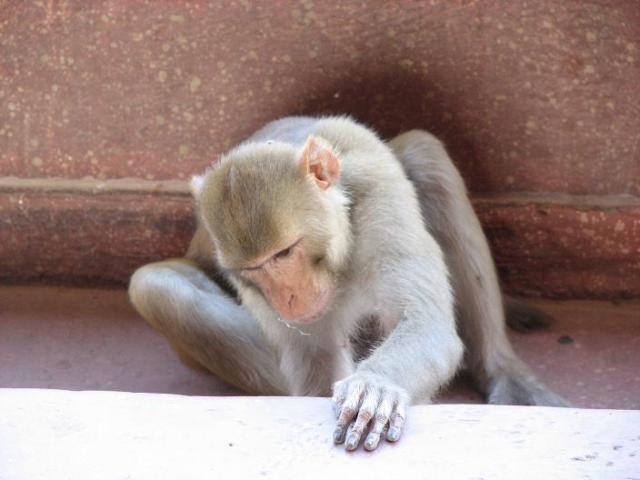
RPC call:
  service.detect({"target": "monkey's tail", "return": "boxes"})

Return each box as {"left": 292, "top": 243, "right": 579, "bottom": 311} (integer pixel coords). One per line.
{"left": 488, "top": 296, "right": 571, "bottom": 407}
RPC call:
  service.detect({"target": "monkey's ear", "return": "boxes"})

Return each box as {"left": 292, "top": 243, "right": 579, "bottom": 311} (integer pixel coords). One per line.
{"left": 190, "top": 174, "right": 205, "bottom": 198}
{"left": 298, "top": 136, "right": 340, "bottom": 190}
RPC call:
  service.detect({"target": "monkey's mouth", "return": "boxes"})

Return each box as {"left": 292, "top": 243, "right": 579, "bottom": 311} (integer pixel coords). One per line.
{"left": 289, "top": 289, "right": 332, "bottom": 325}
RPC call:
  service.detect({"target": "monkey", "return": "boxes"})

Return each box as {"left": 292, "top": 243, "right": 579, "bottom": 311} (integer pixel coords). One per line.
{"left": 129, "top": 116, "right": 568, "bottom": 452}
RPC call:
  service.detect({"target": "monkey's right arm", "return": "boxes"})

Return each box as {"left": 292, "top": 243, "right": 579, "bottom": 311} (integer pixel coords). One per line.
{"left": 332, "top": 238, "right": 464, "bottom": 451}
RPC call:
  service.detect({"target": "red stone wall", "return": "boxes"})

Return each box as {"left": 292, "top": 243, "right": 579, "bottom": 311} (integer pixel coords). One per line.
{"left": 1, "top": 1, "right": 639, "bottom": 297}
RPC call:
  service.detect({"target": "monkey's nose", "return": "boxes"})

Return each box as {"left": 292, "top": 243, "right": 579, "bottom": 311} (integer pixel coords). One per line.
{"left": 287, "top": 294, "right": 296, "bottom": 309}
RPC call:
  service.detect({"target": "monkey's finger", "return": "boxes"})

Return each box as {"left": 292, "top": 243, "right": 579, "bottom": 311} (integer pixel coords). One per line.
{"left": 332, "top": 401, "right": 340, "bottom": 419}
{"left": 363, "top": 393, "right": 394, "bottom": 451}
{"left": 332, "top": 380, "right": 348, "bottom": 406}
{"left": 345, "top": 388, "right": 381, "bottom": 451}
{"left": 386, "top": 400, "right": 407, "bottom": 442}
{"left": 334, "top": 382, "right": 364, "bottom": 444}
{"left": 331, "top": 381, "right": 348, "bottom": 418}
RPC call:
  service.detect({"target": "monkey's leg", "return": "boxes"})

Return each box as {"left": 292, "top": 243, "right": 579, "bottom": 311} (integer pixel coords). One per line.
{"left": 129, "top": 259, "right": 288, "bottom": 395}
{"left": 389, "top": 131, "right": 569, "bottom": 407}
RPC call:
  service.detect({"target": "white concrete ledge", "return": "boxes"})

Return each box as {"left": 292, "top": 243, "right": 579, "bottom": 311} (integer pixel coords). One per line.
{"left": 0, "top": 389, "right": 637, "bottom": 479}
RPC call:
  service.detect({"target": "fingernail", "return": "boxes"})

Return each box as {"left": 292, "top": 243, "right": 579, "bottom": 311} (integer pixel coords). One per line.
{"left": 364, "top": 433, "right": 379, "bottom": 451}
{"left": 345, "top": 433, "right": 359, "bottom": 450}
{"left": 333, "top": 427, "right": 346, "bottom": 444}
{"left": 387, "top": 427, "right": 400, "bottom": 442}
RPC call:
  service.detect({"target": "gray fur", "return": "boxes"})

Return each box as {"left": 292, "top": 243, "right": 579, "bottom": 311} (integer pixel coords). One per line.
{"left": 129, "top": 116, "right": 567, "bottom": 451}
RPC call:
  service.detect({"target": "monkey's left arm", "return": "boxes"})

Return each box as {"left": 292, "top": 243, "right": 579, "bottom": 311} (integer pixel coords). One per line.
{"left": 332, "top": 258, "right": 464, "bottom": 451}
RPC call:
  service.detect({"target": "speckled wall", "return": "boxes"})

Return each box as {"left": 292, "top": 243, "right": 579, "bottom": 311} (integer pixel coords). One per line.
{"left": 1, "top": 1, "right": 639, "bottom": 297}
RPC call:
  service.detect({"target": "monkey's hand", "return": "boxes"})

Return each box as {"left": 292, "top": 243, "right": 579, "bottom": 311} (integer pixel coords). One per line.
{"left": 332, "top": 372, "right": 410, "bottom": 451}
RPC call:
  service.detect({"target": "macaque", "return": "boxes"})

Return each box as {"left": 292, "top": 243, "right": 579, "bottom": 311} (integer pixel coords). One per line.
{"left": 129, "top": 116, "right": 567, "bottom": 452}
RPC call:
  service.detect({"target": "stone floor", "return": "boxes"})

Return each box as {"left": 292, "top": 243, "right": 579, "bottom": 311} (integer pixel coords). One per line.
{"left": 3, "top": 391, "right": 639, "bottom": 479}
{"left": 0, "top": 286, "right": 638, "bottom": 409}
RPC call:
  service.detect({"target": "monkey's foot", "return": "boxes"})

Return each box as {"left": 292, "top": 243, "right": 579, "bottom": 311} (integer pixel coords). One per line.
{"left": 488, "top": 370, "right": 571, "bottom": 407}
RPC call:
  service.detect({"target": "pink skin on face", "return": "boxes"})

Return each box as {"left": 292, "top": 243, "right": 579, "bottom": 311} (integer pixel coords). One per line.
{"left": 241, "top": 241, "right": 333, "bottom": 324}
{"left": 291, "top": 288, "right": 333, "bottom": 324}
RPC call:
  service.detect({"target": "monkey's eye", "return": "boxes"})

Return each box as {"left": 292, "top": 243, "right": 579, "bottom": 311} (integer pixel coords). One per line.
{"left": 272, "top": 238, "right": 302, "bottom": 262}
{"left": 274, "top": 246, "right": 293, "bottom": 259}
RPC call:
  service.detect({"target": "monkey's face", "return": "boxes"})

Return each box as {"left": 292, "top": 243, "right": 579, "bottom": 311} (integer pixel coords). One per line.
{"left": 236, "top": 237, "right": 336, "bottom": 324}
{"left": 195, "top": 136, "right": 349, "bottom": 325}
{"left": 214, "top": 181, "right": 340, "bottom": 324}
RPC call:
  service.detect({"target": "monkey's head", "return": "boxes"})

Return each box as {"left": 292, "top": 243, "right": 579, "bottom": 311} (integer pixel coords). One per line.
{"left": 192, "top": 136, "right": 352, "bottom": 324}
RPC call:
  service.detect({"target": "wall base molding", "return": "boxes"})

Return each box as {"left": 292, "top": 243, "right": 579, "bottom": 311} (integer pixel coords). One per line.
{"left": 1, "top": 178, "right": 638, "bottom": 298}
